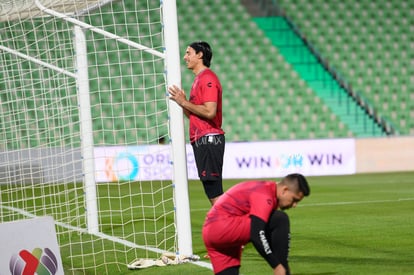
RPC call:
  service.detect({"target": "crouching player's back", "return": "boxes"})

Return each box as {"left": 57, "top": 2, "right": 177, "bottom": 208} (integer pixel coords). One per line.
{"left": 202, "top": 173, "right": 311, "bottom": 275}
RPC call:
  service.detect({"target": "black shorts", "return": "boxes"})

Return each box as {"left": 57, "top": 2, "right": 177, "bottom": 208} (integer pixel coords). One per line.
{"left": 191, "top": 134, "right": 225, "bottom": 198}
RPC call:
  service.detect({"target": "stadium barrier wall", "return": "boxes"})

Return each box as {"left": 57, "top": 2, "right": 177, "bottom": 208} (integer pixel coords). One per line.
{"left": 355, "top": 136, "right": 414, "bottom": 173}
{"left": 2, "top": 137, "right": 412, "bottom": 184}
{"left": 95, "top": 136, "right": 414, "bottom": 181}
{"left": 94, "top": 138, "right": 356, "bottom": 181}
{"left": 0, "top": 148, "right": 82, "bottom": 184}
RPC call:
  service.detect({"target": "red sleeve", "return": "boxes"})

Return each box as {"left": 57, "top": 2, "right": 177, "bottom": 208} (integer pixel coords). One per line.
{"left": 249, "top": 186, "right": 276, "bottom": 222}
{"left": 199, "top": 73, "right": 219, "bottom": 103}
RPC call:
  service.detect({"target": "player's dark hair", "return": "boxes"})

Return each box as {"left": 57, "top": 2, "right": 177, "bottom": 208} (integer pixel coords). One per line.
{"left": 283, "top": 173, "right": 310, "bottom": 196}
{"left": 189, "top": 41, "right": 212, "bottom": 67}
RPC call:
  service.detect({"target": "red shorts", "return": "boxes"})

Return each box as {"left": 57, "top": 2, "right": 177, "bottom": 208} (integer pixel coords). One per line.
{"left": 202, "top": 215, "right": 251, "bottom": 274}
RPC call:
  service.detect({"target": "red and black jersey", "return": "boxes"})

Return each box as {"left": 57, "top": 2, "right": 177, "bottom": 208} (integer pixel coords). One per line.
{"left": 189, "top": 68, "right": 224, "bottom": 143}
{"left": 205, "top": 180, "right": 278, "bottom": 228}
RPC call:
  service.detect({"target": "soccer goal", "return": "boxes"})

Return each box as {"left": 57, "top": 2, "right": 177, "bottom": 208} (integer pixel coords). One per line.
{"left": 0, "top": 0, "right": 192, "bottom": 273}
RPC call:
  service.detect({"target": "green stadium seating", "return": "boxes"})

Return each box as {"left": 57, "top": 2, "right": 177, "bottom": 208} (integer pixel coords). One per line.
{"left": 4, "top": 0, "right": 410, "bottom": 150}
{"left": 277, "top": 0, "right": 413, "bottom": 135}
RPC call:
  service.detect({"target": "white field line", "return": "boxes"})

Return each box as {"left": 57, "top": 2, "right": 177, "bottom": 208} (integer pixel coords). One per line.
{"left": 0, "top": 204, "right": 213, "bottom": 270}
{"left": 190, "top": 197, "right": 414, "bottom": 213}
{"left": 297, "top": 197, "right": 414, "bottom": 207}
{"left": 5, "top": 197, "right": 412, "bottom": 271}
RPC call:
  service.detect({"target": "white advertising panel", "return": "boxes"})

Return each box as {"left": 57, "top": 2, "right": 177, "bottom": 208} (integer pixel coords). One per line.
{"left": 222, "top": 138, "right": 356, "bottom": 178}
{"left": 0, "top": 216, "right": 64, "bottom": 275}
{"left": 94, "top": 138, "right": 355, "bottom": 182}
{"left": 94, "top": 145, "right": 198, "bottom": 181}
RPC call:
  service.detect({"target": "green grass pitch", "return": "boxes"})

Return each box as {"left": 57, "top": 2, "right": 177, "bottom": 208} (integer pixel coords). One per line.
{"left": 67, "top": 171, "right": 414, "bottom": 274}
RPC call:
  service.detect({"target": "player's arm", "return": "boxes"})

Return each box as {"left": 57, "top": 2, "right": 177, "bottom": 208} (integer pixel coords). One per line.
{"left": 168, "top": 85, "right": 217, "bottom": 119}
{"left": 181, "top": 101, "right": 217, "bottom": 119}
{"left": 250, "top": 215, "right": 286, "bottom": 273}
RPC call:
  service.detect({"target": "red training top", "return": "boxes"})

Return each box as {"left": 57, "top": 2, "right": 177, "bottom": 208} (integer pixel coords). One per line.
{"left": 204, "top": 180, "right": 278, "bottom": 227}
{"left": 189, "top": 68, "right": 224, "bottom": 143}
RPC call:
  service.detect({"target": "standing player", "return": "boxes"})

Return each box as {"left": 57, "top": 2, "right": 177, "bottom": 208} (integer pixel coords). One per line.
{"left": 202, "top": 173, "right": 310, "bottom": 275}
{"left": 168, "top": 41, "right": 225, "bottom": 205}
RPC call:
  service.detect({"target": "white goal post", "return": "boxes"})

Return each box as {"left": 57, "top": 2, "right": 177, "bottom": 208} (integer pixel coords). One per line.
{"left": 0, "top": 0, "right": 192, "bottom": 273}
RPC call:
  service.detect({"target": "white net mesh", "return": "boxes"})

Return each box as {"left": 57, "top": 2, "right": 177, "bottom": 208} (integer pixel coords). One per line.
{"left": 0, "top": 0, "right": 105, "bottom": 21}
{"left": 0, "top": 1, "right": 179, "bottom": 273}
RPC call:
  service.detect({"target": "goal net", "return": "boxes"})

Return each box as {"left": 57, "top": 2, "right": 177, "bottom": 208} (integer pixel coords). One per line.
{"left": 0, "top": 0, "right": 191, "bottom": 273}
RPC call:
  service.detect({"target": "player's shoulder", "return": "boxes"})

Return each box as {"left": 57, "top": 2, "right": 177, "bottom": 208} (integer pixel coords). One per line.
{"left": 200, "top": 68, "right": 219, "bottom": 80}
{"left": 234, "top": 180, "right": 276, "bottom": 190}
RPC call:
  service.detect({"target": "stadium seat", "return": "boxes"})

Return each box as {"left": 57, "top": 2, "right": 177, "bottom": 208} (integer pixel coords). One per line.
{"left": 276, "top": 0, "right": 412, "bottom": 135}
{"left": 5, "top": 0, "right": 409, "bottom": 149}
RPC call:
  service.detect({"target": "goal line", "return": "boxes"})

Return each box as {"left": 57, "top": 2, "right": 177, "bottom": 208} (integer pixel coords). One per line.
{"left": 0, "top": 203, "right": 167, "bottom": 254}
{"left": 1, "top": 202, "right": 212, "bottom": 270}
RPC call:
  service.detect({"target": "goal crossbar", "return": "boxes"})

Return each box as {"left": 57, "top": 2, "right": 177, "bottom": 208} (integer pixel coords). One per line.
{"left": 1, "top": 0, "right": 107, "bottom": 22}
{"left": 0, "top": 0, "right": 165, "bottom": 58}
{"left": 0, "top": 45, "right": 76, "bottom": 78}
{"left": 34, "top": 0, "right": 165, "bottom": 58}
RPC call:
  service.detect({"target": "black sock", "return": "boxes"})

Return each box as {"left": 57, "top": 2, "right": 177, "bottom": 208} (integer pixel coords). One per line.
{"left": 216, "top": 266, "right": 239, "bottom": 275}
{"left": 267, "top": 210, "right": 290, "bottom": 272}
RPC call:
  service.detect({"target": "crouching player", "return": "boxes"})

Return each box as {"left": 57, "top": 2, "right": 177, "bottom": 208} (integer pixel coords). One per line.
{"left": 202, "top": 173, "right": 310, "bottom": 275}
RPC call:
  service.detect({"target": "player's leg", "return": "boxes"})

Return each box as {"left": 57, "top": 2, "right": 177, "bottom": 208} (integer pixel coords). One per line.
{"left": 202, "top": 180, "right": 223, "bottom": 205}
{"left": 202, "top": 215, "right": 249, "bottom": 274}
{"left": 204, "top": 244, "right": 242, "bottom": 275}
{"left": 266, "top": 210, "right": 291, "bottom": 274}
{"left": 203, "top": 225, "right": 243, "bottom": 274}
{"left": 192, "top": 135, "right": 225, "bottom": 204}
{"left": 216, "top": 266, "right": 240, "bottom": 275}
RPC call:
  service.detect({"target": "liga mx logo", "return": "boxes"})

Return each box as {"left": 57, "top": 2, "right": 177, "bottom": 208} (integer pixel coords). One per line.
{"left": 9, "top": 247, "right": 58, "bottom": 275}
